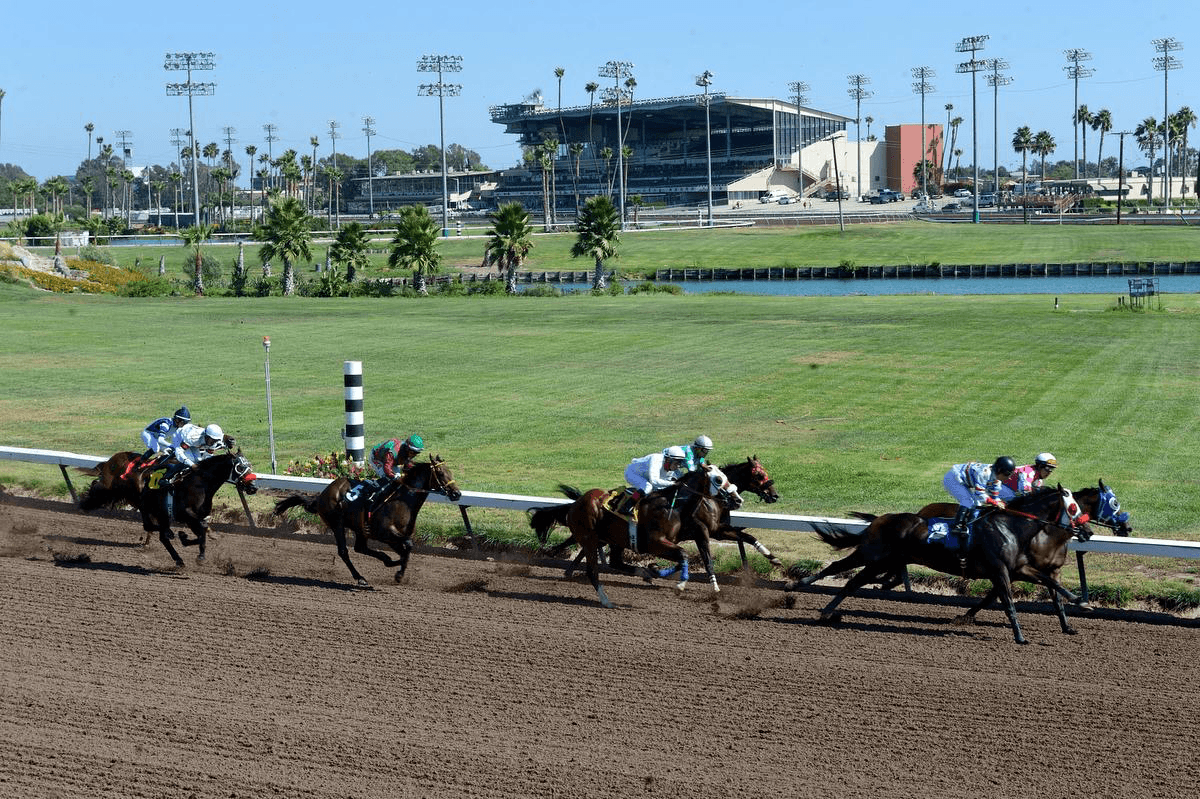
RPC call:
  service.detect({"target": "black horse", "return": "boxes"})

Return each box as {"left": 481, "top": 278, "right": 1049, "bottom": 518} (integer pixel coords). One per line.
{"left": 785, "top": 485, "right": 1091, "bottom": 644}
{"left": 137, "top": 449, "right": 258, "bottom": 566}
{"left": 272, "top": 456, "right": 462, "bottom": 587}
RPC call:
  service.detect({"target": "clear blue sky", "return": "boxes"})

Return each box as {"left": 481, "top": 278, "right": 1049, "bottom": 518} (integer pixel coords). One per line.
{"left": 0, "top": 0, "right": 1192, "bottom": 181}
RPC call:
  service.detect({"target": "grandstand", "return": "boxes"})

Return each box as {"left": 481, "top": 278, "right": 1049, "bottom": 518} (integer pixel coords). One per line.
{"left": 488, "top": 93, "right": 854, "bottom": 212}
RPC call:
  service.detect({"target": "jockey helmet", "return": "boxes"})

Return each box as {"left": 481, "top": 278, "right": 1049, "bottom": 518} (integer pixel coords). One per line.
{"left": 404, "top": 434, "right": 425, "bottom": 453}
{"left": 1035, "top": 452, "right": 1058, "bottom": 469}
{"left": 203, "top": 423, "right": 224, "bottom": 443}
{"left": 173, "top": 406, "right": 191, "bottom": 426}
{"left": 664, "top": 445, "right": 687, "bottom": 463}
{"left": 693, "top": 435, "right": 713, "bottom": 451}
{"left": 992, "top": 456, "right": 1016, "bottom": 477}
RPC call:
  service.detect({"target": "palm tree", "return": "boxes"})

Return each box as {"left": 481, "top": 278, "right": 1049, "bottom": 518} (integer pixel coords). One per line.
{"left": 1033, "top": 131, "right": 1056, "bottom": 183}
{"left": 1075, "top": 105, "right": 1092, "bottom": 179}
{"left": 1136, "top": 116, "right": 1160, "bottom": 201}
{"left": 1012, "top": 126, "right": 1033, "bottom": 224}
{"left": 180, "top": 223, "right": 214, "bottom": 295}
{"left": 1171, "top": 107, "right": 1197, "bottom": 200}
{"left": 80, "top": 176, "right": 95, "bottom": 217}
{"left": 947, "top": 117, "right": 964, "bottom": 181}
{"left": 483, "top": 202, "right": 535, "bottom": 294}
{"left": 1091, "top": 109, "right": 1112, "bottom": 178}
{"left": 258, "top": 196, "right": 313, "bottom": 296}
{"left": 387, "top": 204, "right": 442, "bottom": 295}
{"left": 571, "top": 195, "right": 620, "bottom": 291}
{"left": 85, "top": 122, "right": 94, "bottom": 161}
{"left": 864, "top": 115, "right": 874, "bottom": 141}
{"left": 309, "top": 135, "right": 320, "bottom": 212}
{"left": 325, "top": 165, "right": 344, "bottom": 228}
{"left": 568, "top": 141, "right": 584, "bottom": 212}
{"left": 169, "top": 172, "right": 182, "bottom": 228}
{"left": 243, "top": 145, "right": 257, "bottom": 219}
{"left": 330, "top": 221, "right": 369, "bottom": 283}
{"left": 953, "top": 148, "right": 963, "bottom": 179}
{"left": 585, "top": 81, "right": 600, "bottom": 178}
{"left": 943, "top": 103, "right": 954, "bottom": 177}
{"left": 600, "top": 146, "right": 614, "bottom": 196}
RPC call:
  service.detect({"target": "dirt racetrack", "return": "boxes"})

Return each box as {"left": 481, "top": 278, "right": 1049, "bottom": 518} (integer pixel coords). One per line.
{"left": 2, "top": 495, "right": 1198, "bottom": 799}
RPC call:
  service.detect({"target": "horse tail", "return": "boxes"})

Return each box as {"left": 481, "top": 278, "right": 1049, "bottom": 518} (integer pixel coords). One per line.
{"left": 75, "top": 465, "right": 101, "bottom": 477}
{"left": 273, "top": 494, "right": 318, "bottom": 516}
{"left": 529, "top": 502, "right": 572, "bottom": 545}
{"left": 78, "top": 482, "right": 119, "bottom": 512}
{"left": 813, "top": 521, "right": 864, "bottom": 551}
{"left": 849, "top": 511, "right": 878, "bottom": 523}
{"left": 557, "top": 484, "right": 584, "bottom": 501}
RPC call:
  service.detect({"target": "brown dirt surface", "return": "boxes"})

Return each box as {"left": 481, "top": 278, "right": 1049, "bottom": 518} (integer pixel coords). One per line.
{"left": 2, "top": 495, "right": 1198, "bottom": 799}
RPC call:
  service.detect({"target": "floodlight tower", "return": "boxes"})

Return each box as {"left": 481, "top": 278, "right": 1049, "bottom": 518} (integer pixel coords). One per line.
{"left": 911, "top": 67, "right": 935, "bottom": 200}
{"left": 165, "top": 51, "right": 215, "bottom": 225}
{"left": 789, "top": 80, "right": 810, "bottom": 200}
{"left": 417, "top": 53, "right": 463, "bottom": 234}
{"left": 696, "top": 70, "right": 715, "bottom": 226}
{"left": 956, "top": 34, "right": 989, "bottom": 223}
{"left": 599, "top": 59, "right": 635, "bottom": 229}
{"left": 362, "top": 116, "right": 376, "bottom": 217}
{"left": 1153, "top": 37, "right": 1183, "bottom": 210}
{"left": 1063, "top": 48, "right": 1094, "bottom": 180}
{"left": 983, "top": 59, "right": 1011, "bottom": 195}
{"left": 846, "top": 74, "right": 872, "bottom": 198}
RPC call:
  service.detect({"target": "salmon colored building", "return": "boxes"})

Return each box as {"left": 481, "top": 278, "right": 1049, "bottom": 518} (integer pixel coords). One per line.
{"left": 885, "top": 123, "right": 943, "bottom": 195}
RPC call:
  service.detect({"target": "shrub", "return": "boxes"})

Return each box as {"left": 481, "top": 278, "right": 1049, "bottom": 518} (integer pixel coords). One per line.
{"left": 628, "top": 281, "right": 682, "bottom": 295}
{"left": 522, "top": 284, "right": 563, "bottom": 297}
{"left": 284, "top": 451, "right": 368, "bottom": 481}
{"left": 118, "top": 277, "right": 175, "bottom": 297}
{"left": 78, "top": 244, "right": 116, "bottom": 266}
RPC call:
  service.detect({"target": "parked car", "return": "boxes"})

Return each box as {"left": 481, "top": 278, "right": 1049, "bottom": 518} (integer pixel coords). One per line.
{"left": 869, "top": 189, "right": 902, "bottom": 204}
{"left": 777, "top": 195, "right": 794, "bottom": 204}
{"left": 824, "top": 189, "right": 849, "bottom": 201}
{"left": 911, "top": 201, "right": 937, "bottom": 214}
{"left": 940, "top": 201, "right": 962, "bottom": 212}
{"left": 953, "top": 188, "right": 973, "bottom": 198}
{"left": 977, "top": 193, "right": 996, "bottom": 208}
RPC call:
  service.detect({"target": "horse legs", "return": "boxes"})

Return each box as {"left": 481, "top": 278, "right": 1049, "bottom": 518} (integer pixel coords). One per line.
{"left": 333, "top": 524, "right": 369, "bottom": 587}
{"left": 693, "top": 535, "right": 720, "bottom": 594}
{"left": 722, "top": 526, "right": 783, "bottom": 569}
{"left": 177, "top": 521, "right": 209, "bottom": 562}
{"left": 816, "top": 563, "right": 891, "bottom": 623}
{"left": 157, "top": 527, "right": 185, "bottom": 567}
{"left": 579, "top": 539, "right": 614, "bottom": 609}
{"left": 783, "top": 549, "right": 867, "bottom": 591}
{"left": 990, "top": 570, "right": 1028, "bottom": 645}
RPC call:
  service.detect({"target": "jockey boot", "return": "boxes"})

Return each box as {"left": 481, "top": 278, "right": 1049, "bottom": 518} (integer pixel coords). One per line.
{"left": 950, "top": 505, "right": 972, "bottom": 573}
{"left": 620, "top": 489, "right": 641, "bottom": 521}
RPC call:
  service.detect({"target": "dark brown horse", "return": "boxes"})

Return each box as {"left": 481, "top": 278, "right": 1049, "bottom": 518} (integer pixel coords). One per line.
{"left": 272, "top": 456, "right": 462, "bottom": 587}
{"left": 869, "top": 480, "right": 1132, "bottom": 595}
{"left": 784, "top": 485, "right": 1091, "bottom": 644}
{"left": 137, "top": 448, "right": 258, "bottom": 566}
{"left": 78, "top": 450, "right": 145, "bottom": 512}
{"left": 529, "top": 465, "right": 743, "bottom": 608}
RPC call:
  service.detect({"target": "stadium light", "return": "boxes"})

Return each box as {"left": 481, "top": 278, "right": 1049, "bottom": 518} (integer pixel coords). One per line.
{"left": 599, "top": 60, "right": 634, "bottom": 229}
{"left": 362, "top": 116, "right": 376, "bottom": 217}
{"left": 165, "top": 52, "right": 216, "bottom": 225}
{"left": 1153, "top": 38, "right": 1183, "bottom": 210}
{"left": 1062, "top": 48, "right": 1094, "bottom": 181}
{"left": 418, "top": 54, "right": 463, "bottom": 235}
{"left": 911, "top": 68, "right": 935, "bottom": 200}
{"left": 956, "top": 34, "right": 989, "bottom": 223}
{"left": 846, "top": 75, "right": 872, "bottom": 199}
{"left": 788, "top": 81, "right": 810, "bottom": 200}
{"left": 696, "top": 70, "right": 714, "bottom": 227}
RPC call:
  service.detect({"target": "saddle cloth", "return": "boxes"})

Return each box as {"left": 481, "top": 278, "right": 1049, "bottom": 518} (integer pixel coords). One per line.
{"left": 925, "top": 517, "right": 967, "bottom": 551}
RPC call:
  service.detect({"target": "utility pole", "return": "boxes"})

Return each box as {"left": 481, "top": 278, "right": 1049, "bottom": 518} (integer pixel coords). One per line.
{"left": 165, "top": 52, "right": 215, "bottom": 226}
{"left": 115, "top": 130, "right": 132, "bottom": 228}
{"left": 956, "top": 34, "right": 988, "bottom": 223}
{"left": 789, "top": 80, "right": 810, "bottom": 201}
{"left": 1116, "top": 130, "right": 1131, "bottom": 224}
{"left": 911, "top": 68, "right": 935, "bottom": 200}
{"left": 696, "top": 70, "right": 714, "bottom": 226}
{"left": 262, "top": 123, "right": 278, "bottom": 192}
{"left": 1153, "top": 37, "right": 1183, "bottom": 211}
{"left": 847, "top": 74, "right": 872, "bottom": 199}
{"left": 1063, "top": 48, "right": 1094, "bottom": 181}
{"left": 169, "top": 129, "right": 186, "bottom": 229}
{"left": 418, "top": 53, "right": 464, "bottom": 235}
{"left": 223, "top": 125, "right": 236, "bottom": 223}
{"left": 984, "top": 59, "right": 1011, "bottom": 196}
{"left": 362, "top": 116, "right": 376, "bottom": 218}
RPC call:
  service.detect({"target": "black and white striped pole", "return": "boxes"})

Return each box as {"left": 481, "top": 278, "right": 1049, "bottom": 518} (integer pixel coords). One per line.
{"left": 263, "top": 336, "right": 277, "bottom": 474}
{"left": 343, "top": 361, "right": 364, "bottom": 465}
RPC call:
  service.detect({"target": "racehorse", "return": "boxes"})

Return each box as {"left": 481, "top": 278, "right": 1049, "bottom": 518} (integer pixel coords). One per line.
{"left": 784, "top": 485, "right": 1091, "bottom": 644}
{"left": 272, "top": 456, "right": 461, "bottom": 587}
{"left": 78, "top": 450, "right": 145, "bottom": 512}
{"left": 868, "top": 480, "right": 1132, "bottom": 593}
{"left": 533, "top": 455, "right": 780, "bottom": 567}
{"left": 528, "top": 465, "right": 743, "bottom": 608}
{"left": 137, "top": 448, "right": 258, "bottom": 567}
{"left": 705, "top": 456, "right": 783, "bottom": 568}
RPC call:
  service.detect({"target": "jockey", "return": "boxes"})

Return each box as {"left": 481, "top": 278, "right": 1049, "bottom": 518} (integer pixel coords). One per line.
{"left": 679, "top": 435, "right": 713, "bottom": 472}
{"left": 365, "top": 435, "right": 425, "bottom": 505}
{"left": 139, "top": 406, "right": 191, "bottom": 463}
{"left": 618, "top": 445, "right": 688, "bottom": 516}
{"left": 942, "top": 456, "right": 1016, "bottom": 569}
{"left": 999, "top": 452, "right": 1057, "bottom": 501}
{"left": 161, "top": 423, "right": 226, "bottom": 487}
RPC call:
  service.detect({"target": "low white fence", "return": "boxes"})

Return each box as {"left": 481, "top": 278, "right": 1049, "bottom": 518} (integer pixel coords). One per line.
{"left": 4, "top": 445, "right": 1198, "bottom": 600}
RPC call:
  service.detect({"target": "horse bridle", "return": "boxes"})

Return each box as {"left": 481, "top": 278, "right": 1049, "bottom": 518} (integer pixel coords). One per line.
{"left": 398, "top": 458, "right": 459, "bottom": 496}
{"left": 1002, "top": 488, "right": 1091, "bottom": 538}
{"left": 1089, "top": 486, "right": 1131, "bottom": 532}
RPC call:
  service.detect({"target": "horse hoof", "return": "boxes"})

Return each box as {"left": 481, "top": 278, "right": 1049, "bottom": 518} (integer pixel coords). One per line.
{"left": 1064, "top": 627, "right": 1078, "bottom": 635}
{"left": 818, "top": 611, "right": 841, "bottom": 625}
{"left": 393, "top": 571, "right": 407, "bottom": 584}
{"left": 196, "top": 554, "right": 206, "bottom": 563}
{"left": 711, "top": 583, "right": 721, "bottom": 594}
{"left": 674, "top": 581, "right": 687, "bottom": 593}
{"left": 356, "top": 578, "right": 370, "bottom": 588}
{"left": 1073, "top": 601, "right": 1094, "bottom": 613}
